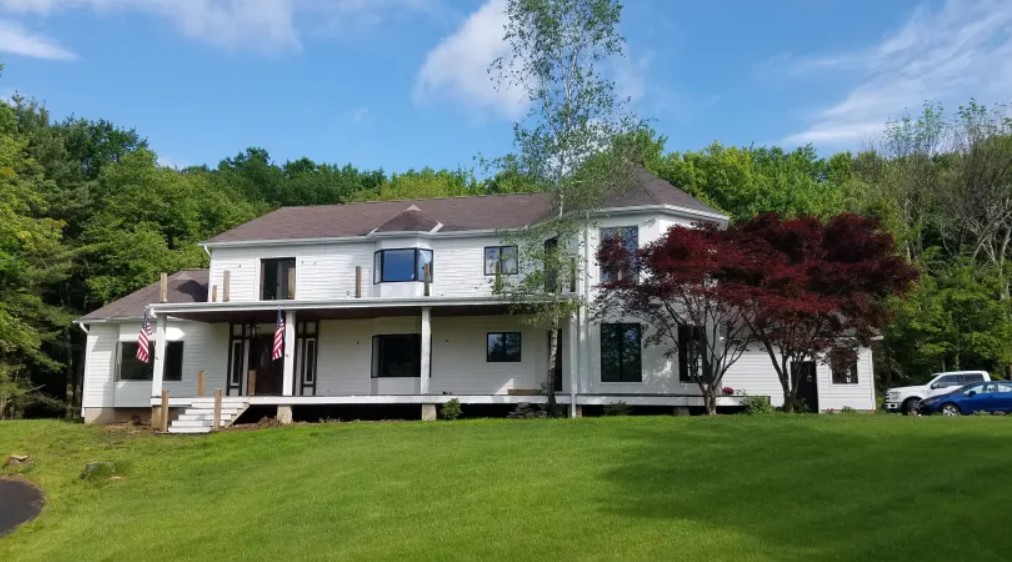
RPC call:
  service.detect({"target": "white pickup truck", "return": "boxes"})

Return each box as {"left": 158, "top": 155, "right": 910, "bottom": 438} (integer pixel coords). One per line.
{"left": 884, "top": 371, "right": 991, "bottom": 414}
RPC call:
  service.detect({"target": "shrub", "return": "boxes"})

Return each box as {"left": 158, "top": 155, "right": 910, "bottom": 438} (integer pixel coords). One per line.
{"left": 741, "top": 395, "right": 776, "bottom": 416}
{"left": 440, "top": 398, "right": 463, "bottom": 420}
{"left": 603, "top": 401, "right": 631, "bottom": 416}
{"left": 840, "top": 406, "right": 858, "bottom": 415}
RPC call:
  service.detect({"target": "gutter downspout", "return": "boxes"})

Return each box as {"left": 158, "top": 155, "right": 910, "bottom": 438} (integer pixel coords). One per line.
{"left": 74, "top": 320, "right": 89, "bottom": 335}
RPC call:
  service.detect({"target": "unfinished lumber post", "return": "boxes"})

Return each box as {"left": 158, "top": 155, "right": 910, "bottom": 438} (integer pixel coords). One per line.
{"left": 247, "top": 370, "right": 256, "bottom": 397}
{"left": 423, "top": 263, "right": 431, "bottom": 297}
{"left": 355, "top": 266, "right": 362, "bottom": 298}
{"left": 160, "top": 389, "right": 170, "bottom": 432}
{"left": 159, "top": 272, "right": 168, "bottom": 303}
{"left": 211, "top": 284, "right": 218, "bottom": 302}
{"left": 213, "top": 389, "right": 223, "bottom": 432}
{"left": 287, "top": 267, "right": 296, "bottom": 299}
{"left": 197, "top": 370, "right": 206, "bottom": 397}
{"left": 494, "top": 260, "right": 503, "bottom": 292}
{"left": 223, "top": 270, "right": 231, "bottom": 302}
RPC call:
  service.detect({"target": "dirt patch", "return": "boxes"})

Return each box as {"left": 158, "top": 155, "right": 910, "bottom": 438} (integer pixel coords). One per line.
{"left": 0, "top": 478, "right": 44, "bottom": 538}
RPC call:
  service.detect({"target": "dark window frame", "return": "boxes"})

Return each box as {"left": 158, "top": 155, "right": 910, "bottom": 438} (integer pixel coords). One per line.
{"left": 678, "top": 324, "right": 708, "bottom": 383}
{"left": 600, "top": 226, "right": 639, "bottom": 283}
{"left": 371, "top": 334, "right": 422, "bottom": 378}
{"left": 260, "top": 257, "right": 296, "bottom": 301}
{"left": 117, "top": 341, "right": 183, "bottom": 382}
{"left": 484, "top": 245, "right": 519, "bottom": 276}
{"left": 373, "top": 248, "right": 434, "bottom": 284}
{"left": 486, "top": 332, "right": 522, "bottom": 362}
{"left": 600, "top": 323, "right": 642, "bottom": 383}
{"left": 831, "top": 362, "right": 859, "bottom": 385}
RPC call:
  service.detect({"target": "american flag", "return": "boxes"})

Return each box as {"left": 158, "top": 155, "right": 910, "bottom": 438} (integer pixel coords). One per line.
{"left": 136, "top": 309, "right": 152, "bottom": 363}
{"left": 272, "top": 308, "right": 285, "bottom": 361}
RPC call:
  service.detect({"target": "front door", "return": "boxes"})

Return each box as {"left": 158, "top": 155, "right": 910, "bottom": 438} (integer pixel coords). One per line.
{"left": 248, "top": 334, "right": 284, "bottom": 395}
{"left": 793, "top": 361, "right": 819, "bottom": 413}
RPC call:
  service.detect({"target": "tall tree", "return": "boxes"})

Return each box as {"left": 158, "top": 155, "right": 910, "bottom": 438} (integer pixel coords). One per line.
{"left": 489, "top": 0, "right": 640, "bottom": 414}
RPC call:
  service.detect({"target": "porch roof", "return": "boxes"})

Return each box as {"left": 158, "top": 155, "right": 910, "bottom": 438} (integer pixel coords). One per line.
{"left": 146, "top": 296, "right": 518, "bottom": 323}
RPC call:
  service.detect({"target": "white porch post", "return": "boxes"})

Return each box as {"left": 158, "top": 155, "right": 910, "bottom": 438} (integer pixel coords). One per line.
{"left": 420, "top": 307, "right": 431, "bottom": 394}
{"left": 282, "top": 310, "right": 296, "bottom": 396}
{"left": 568, "top": 313, "right": 579, "bottom": 418}
{"left": 151, "top": 313, "right": 167, "bottom": 398}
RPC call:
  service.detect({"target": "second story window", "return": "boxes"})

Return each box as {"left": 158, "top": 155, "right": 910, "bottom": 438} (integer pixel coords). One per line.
{"left": 484, "top": 245, "right": 518, "bottom": 275}
{"left": 600, "top": 226, "right": 638, "bottom": 283}
{"left": 374, "top": 248, "right": 434, "bottom": 283}
{"left": 261, "top": 258, "right": 296, "bottom": 300}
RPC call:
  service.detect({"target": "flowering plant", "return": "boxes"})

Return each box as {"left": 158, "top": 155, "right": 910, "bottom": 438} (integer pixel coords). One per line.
{"left": 722, "top": 386, "right": 734, "bottom": 395}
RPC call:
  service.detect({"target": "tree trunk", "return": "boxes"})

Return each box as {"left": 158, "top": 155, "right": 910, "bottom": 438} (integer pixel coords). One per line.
{"left": 704, "top": 389, "right": 717, "bottom": 416}
{"left": 545, "top": 319, "right": 560, "bottom": 417}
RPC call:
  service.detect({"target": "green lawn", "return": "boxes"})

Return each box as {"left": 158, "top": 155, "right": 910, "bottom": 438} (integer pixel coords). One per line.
{"left": 2, "top": 416, "right": 1011, "bottom": 561}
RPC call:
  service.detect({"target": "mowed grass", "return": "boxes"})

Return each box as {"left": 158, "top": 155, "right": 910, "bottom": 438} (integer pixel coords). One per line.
{"left": 2, "top": 416, "right": 1012, "bottom": 562}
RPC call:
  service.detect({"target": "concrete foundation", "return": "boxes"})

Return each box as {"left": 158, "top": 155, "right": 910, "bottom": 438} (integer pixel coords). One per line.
{"left": 573, "top": 405, "right": 583, "bottom": 418}
{"left": 83, "top": 407, "right": 152, "bottom": 425}
{"left": 277, "top": 405, "right": 293, "bottom": 424}
{"left": 673, "top": 406, "right": 691, "bottom": 417}
{"left": 421, "top": 404, "right": 437, "bottom": 421}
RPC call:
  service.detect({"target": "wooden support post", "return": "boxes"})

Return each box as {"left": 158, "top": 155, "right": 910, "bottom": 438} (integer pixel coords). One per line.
{"left": 569, "top": 258, "right": 577, "bottom": 293}
{"left": 247, "top": 370, "right": 256, "bottom": 397}
{"left": 287, "top": 267, "right": 296, "bottom": 299}
{"left": 159, "top": 272, "right": 168, "bottom": 303}
{"left": 213, "top": 389, "right": 222, "bottom": 432}
{"left": 197, "top": 370, "right": 206, "bottom": 397}
{"left": 494, "top": 260, "right": 503, "bottom": 292}
{"left": 223, "top": 270, "right": 231, "bottom": 302}
{"left": 211, "top": 285, "right": 218, "bottom": 302}
{"left": 423, "top": 263, "right": 431, "bottom": 297}
{"left": 355, "top": 266, "right": 362, "bottom": 298}
{"left": 160, "top": 389, "right": 170, "bottom": 432}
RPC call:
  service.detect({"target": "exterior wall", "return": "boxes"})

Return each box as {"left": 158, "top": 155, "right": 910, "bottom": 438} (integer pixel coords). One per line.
{"left": 82, "top": 320, "right": 229, "bottom": 411}
{"left": 207, "top": 233, "right": 511, "bottom": 304}
{"left": 814, "top": 346, "right": 877, "bottom": 411}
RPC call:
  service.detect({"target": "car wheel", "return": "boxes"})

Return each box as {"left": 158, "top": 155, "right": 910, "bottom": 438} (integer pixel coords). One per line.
{"left": 940, "top": 403, "right": 961, "bottom": 416}
{"left": 902, "top": 398, "right": 921, "bottom": 415}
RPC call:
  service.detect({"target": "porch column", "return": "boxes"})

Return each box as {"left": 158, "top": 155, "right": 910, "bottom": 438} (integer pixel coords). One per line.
{"left": 151, "top": 313, "right": 168, "bottom": 399}
{"left": 281, "top": 310, "right": 296, "bottom": 396}
{"left": 420, "top": 307, "right": 431, "bottom": 394}
{"left": 568, "top": 313, "right": 579, "bottom": 418}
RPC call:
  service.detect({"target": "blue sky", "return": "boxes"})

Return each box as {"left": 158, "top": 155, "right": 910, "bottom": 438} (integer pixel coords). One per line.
{"left": 1, "top": 0, "right": 1010, "bottom": 173}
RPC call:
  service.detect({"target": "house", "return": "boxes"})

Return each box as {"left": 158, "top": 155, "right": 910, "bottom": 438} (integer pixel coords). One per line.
{"left": 75, "top": 169, "right": 877, "bottom": 431}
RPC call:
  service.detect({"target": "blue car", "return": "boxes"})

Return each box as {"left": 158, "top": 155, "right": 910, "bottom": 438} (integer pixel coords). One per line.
{"left": 918, "top": 381, "right": 1012, "bottom": 415}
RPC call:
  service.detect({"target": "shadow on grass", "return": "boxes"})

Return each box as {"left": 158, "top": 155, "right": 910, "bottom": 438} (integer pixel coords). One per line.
{"left": 599, "top": 418, "right": 1012, "bottom": 561}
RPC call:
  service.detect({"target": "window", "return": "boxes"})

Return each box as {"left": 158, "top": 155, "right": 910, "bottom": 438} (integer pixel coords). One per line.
{"left": 118, "top": 341, "right": 183, "bottom": 381}
{"left": 962, "top": 383, "right": 986, "bottom": 396}
{"left": 487, "top": 332, "right": 521, "bottom": 362}
{"left": 960, "top": 373, "right": 986, "bottom": 383}
{"left": 261, "top": 258, "right": 296, "bottom": 300}
{"left": 678, "top": 324, "right": 706, "bottom": 382}
{"left": 600, "top": 323, "right": 642, "bottom": 382}
{"left": 372, "top": 334, "right": 421, "bottom": 378}
{"left": 484, "top": 246, "right": 518, "bottom": 275}
{"left": 600, "top": 226, "right": 638, "bottom": 282}
{"left": 374, "top": 249, "right": 433, "bottom": 283}
{"left": 832, "top": 362, "right": 859, "bottom": 384}
{"left": 544, "top": 238, "right": 559, "bottom": 292}
{"left": 933, "top": 375, "right": 962, "bottom": 388}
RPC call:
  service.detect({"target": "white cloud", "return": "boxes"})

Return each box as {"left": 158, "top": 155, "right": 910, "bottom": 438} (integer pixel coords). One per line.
{"left": 156, "top": 154, "right": 188, "bottom": 169}
{"left": 413, "top": 0, "right": 528, "bottom": 121}
{"left": 350, "top": 105, "right": 368, "bottom": 123}
{"left": 0, "top": 18, "right": 76, "bottom": 59}
{"left": 0, "top": 0, "right": 441, "bottom": 54}
{"left": 781, "top": 0, "right": 1012, "bottom": 147}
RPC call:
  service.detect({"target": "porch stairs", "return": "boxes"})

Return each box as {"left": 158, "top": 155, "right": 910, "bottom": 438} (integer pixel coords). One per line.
{"left": 167, "top": 396, "right": 250, "bottom": 434}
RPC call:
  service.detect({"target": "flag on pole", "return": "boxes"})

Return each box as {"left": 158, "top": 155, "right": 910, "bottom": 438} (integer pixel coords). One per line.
{"left": 137, "top": 309, "right": 152, "bottom": 363}
{"left": 272, "top": 308, "right": 285, "bottom": 361}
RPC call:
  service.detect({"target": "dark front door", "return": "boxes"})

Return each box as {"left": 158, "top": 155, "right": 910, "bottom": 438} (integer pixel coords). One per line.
{"left": 793, "top": 361, "right": 819, "bottom": 413}
{"left": 248, "top": 334, "right": 284, "bottom": 395}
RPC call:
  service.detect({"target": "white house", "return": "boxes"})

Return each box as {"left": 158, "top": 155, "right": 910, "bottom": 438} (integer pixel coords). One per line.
{"left": 75, "top": 169, "right": 877, "bottom": 431}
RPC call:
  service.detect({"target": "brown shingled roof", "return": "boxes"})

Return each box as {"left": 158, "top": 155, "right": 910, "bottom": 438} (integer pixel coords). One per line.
{"left": 205, "top": 168, "right": 723, "bottom": 244}
{"left": 79, "top": 270, "right": 208, "bottom": 322}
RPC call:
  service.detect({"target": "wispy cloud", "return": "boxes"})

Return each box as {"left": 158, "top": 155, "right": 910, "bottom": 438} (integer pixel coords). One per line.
{"left": 0, "top": 0, "right": 442, "bottom": 55}
{"left": 350, "top": 105, "right": 368, "bottom": 123}
{"left": 0, "top": 18, "right": 76, "bottom": 59}
{"left": 413, "top": 0, "right": 528, "bottom": 121}
{"left": 780, "top": 0, "right": 1012, "bottom": 148}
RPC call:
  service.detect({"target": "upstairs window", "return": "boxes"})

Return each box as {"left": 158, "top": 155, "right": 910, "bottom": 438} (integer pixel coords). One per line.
{"left": 374, "top": 249, "right": 433, "bottom": 283}
{"left": 600, "top": 226, "right": 638, "bottom": 283}
{"left": 118, "top": 341, "right": 183, "bottom": 381}
{"left": 261, "top": 258, "right": 296, "bottom": 300}
{"left": 600, "top": 323, "right": 642, "bottom": 382}
{"left": 484, "top": 246, "right": 518, "bottom": 275}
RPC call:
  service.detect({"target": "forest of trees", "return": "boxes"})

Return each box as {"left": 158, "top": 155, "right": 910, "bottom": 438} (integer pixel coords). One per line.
{"left": 2, "top": 56, "right": 1011, "bottom": 417}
